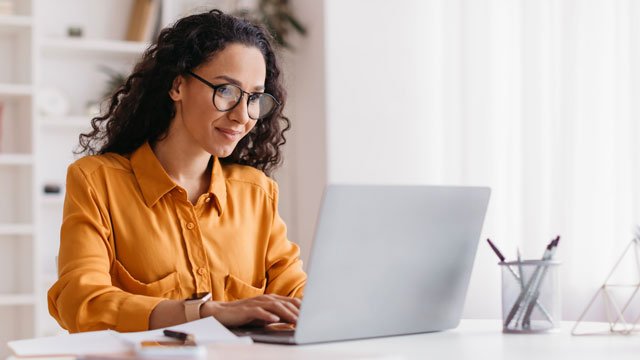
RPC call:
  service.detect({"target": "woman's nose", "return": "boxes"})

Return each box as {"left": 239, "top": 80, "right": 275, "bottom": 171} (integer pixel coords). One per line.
{"left": 229, "top": 95, "right": 251, "bottom": 124}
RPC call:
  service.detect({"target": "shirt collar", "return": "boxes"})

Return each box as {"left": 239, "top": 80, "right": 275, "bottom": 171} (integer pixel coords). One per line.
{"left": 209, "top": 156, "right": 227, "bottom": 215}
{"left": 131, "top": 142, "right": 176, "bottom": 207}
{"left": 130, "top": 142, "right": 227, "bottom": 214}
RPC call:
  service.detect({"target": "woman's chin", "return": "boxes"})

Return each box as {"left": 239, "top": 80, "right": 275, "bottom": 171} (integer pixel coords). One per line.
{"left": 207, "top": 146, "right": 236, "bottom": 159}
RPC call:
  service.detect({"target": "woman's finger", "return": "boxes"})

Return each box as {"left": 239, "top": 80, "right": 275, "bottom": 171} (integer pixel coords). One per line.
{"left": 248, "top": 306, "right": 280, "bottom": 324}
{"left": 261, "top": 300, "right": 298, "bottom": 324}
{"left": 281, "top": 300, "right": 300, "bottom": 316}
{"left": 262, "top": 294, "right": 302, "bottom": 309}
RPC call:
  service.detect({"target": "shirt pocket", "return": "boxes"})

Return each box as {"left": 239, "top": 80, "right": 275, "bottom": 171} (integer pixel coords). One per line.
{"left": 223, "top": 274, "right": 266, "bottom": 301}
{"left": 111, "top": 259, "right": 182, "bottom": 299}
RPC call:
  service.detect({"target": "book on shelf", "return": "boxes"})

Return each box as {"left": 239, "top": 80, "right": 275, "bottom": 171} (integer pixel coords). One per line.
{"left": 125, "top": 0, "right": 161, "bottom": 43}
{"left": 144, "top": 0, "right": 162, "bottom": 43}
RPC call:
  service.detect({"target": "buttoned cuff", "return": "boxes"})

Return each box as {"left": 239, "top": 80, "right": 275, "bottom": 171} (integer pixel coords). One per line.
{"left": 115, "top": 295, "right": 166, "bottom": 332}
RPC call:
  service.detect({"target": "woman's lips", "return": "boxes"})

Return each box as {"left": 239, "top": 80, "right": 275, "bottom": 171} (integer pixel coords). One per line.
{"left": 216, "top": 127, "right": 241, "bottom": 140}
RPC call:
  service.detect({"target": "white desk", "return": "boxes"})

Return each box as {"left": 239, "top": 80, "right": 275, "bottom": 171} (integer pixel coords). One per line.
{"left": 7, "top": 320, "right": 639, "bottom": 360}
{"left": 203, "top": 319, "right": 640, "bottom": 360}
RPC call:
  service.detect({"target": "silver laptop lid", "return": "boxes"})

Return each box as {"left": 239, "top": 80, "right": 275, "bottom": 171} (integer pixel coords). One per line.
{"left": 295, "top": 185, "right": 491, "bottom": 344}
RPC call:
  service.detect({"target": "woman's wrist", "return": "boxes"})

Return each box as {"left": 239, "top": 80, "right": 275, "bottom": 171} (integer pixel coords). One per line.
{"left": 200, "top": 300, "right": 224, "bottom": 319}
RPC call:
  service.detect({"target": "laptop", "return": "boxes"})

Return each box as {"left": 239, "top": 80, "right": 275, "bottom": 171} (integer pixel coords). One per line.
{"left": 232, "top": 184, "right": 491, "bottom": 344}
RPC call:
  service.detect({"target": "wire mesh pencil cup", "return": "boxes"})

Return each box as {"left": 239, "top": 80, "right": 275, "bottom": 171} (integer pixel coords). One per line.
{"left": 500, "top": 260, "right": 561, "bottom": 333}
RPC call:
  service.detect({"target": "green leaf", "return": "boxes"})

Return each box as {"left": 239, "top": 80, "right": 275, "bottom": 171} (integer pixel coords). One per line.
{"left": 285, "top": 13, "right": 306, "bottom": 35}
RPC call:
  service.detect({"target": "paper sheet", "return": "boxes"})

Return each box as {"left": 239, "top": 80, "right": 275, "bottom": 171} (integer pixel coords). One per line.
{"left": 7, "top": 330, "right": 128, "bottom": 357}
{"left": 8, "top": 318, "right": 249, "bottom": 357}
{"left": 118, "top": 317, "right": 252, "bottom": 345}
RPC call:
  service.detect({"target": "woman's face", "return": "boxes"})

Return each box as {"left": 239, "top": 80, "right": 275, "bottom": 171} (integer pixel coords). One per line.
{"left": 171, "top": 43, "right": 267, "bottom": 158}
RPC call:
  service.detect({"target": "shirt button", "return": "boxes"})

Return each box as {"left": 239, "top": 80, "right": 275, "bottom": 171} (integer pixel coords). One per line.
{"left": 197, "top": 268, "right": 207, "bottom": 275}
{"left": 186, "top": 222, "right": 195, "bottom": 230}
{"left": 205, "top": 197, "right": 211, "bottom": 202}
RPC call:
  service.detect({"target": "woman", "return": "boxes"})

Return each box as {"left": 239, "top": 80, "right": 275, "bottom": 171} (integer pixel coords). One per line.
{"left": 47, "top": 9, "right": 306, "bottom": 333}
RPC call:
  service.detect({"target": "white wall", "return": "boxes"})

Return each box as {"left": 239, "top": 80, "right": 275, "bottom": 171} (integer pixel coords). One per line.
{"left": 322, "top": 0, "right": 501, "bottom": 318}
{"left": 275, "top": 0, "right": 327, "bottom": 268}
{"left": 324, "top": 1, "right": 432, "bottom": 184}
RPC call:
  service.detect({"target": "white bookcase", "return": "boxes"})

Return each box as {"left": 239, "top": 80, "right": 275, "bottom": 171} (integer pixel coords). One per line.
{"left": 0, "top": 0, "right": 220, "bottom": 356}
{"left": 0, "top": 0, "right": 36, "bottom": 353}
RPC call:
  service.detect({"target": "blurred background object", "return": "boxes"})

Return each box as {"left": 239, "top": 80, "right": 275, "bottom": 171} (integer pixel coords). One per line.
{"left": 0, "top": 0, "right": 13, "bottom": 16}
{"left": 232, "top": 0, "right": 307, "bottom": 48}
{"left": 66, "top": 25, "right": 83, "bottom": 37}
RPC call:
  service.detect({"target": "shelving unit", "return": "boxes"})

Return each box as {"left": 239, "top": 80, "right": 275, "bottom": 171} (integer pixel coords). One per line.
{"left": 32, "top": 0, "right": 149, "bottom": 340}
{"left": 0, "top": 224, "right": 34, "bottom": 235}
{"left": 0, "top": 84, "right": 32, "bottom": 96}
{"left": 0, "top": 14, "right": 32, "bottom": 27}
{"left": 0, "top": 294, "right": 36, "bottom": 306}
{"left": 0, "top": 1, "right": 231, "bottom": 357}
{"left": 0, "top": 155, "right": 33, "bottom": 164}
{"left": 0, "top": 1, "right": 35, "bottom": 356}
{"left": 41, "top": 37, "right": 148, "bottom": 56}
{"left": 41, "top": 196, "right": 65, "bottom": 207}
{"left": 40, "top": 116, "right": 92, "bottom": 129}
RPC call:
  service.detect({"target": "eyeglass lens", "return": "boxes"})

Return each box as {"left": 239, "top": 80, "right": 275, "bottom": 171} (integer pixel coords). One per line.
{"left": 213, "top": 84, "right": 277, "bottom": 120}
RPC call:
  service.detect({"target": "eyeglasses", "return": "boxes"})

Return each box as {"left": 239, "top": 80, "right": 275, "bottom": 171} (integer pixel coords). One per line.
{"left": 187, "top": 71, "right": 279, "bottom": 120}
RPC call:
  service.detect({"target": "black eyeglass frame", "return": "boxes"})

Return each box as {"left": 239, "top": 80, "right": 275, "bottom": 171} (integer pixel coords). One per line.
{"left": 187, "top": 71, "right": 280, "bottom": 120}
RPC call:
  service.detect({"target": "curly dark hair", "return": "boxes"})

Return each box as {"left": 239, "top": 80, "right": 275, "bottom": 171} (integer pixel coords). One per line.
{"left": 77, "top": 9, "right": 290, "bottom": 176}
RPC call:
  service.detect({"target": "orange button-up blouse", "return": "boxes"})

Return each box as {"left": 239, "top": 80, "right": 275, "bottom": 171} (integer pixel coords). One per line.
{"left": 47, "top": 142, "right": 306, "bottom": 333}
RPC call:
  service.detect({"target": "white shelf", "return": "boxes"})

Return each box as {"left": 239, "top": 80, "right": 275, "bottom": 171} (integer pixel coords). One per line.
{"left": 0, "top": 154, "right": 33, "bottom": 165}
{"left": 41, "top": 37, "right": 149, "bottom": 56}
{"left": 40, "top": 116, "right": 92, "bottom": 129}
{"left": 41, "top": 193, "right": 64, "bottom": 205}
{"left": 0, "top": 294, "right": 35, "bottom": 306}
{"left": 0, "top": 224, "right": 34, "bottom": 235}
{"left": 0, "top": 83, "right": 33, "bottom": 98}
{"left": 0, "top": 15, "right": 32, "bottom": 34}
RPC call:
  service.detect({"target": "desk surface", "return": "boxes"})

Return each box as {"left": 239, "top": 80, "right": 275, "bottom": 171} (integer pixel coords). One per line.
{"left": 7, "top": 320, "right": 639, "bottom": 360}
{"left": 203, "top": 319, "right": 640, "bottom": 360}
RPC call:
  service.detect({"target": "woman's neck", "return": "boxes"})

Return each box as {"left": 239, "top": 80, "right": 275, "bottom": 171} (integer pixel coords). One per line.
{"left": 151, "top": 133, "right": 212, "bottom": 204}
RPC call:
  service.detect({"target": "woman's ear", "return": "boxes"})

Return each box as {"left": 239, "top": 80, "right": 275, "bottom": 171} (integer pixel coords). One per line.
{"left": 169, "top": 75, "right": 184, "bottom": 101}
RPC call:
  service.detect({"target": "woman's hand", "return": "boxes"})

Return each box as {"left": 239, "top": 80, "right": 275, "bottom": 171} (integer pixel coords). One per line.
{"left": 201, "top": 294, "right": 301, "bottom": 328}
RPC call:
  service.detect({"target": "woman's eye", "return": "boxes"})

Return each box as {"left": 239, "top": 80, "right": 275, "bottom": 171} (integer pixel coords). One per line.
{"left": 217, "top": 85, "right": 236, "bottom": 98}
{"left": 248, "top": 94, "right": 261, "bottom": 104}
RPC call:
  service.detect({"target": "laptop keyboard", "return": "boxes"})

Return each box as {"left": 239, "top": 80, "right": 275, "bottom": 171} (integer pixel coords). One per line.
{"left": 231, "top": 323, "right": 295, "bottom": 338}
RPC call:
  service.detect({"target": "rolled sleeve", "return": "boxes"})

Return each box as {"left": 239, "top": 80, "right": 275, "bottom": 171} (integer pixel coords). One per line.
{"left": 116, "top": 294, "right": 165, "bottom": 332}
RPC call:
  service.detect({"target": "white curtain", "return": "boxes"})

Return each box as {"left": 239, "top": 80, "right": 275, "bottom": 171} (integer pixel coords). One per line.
{"left": 316, "top": 0, "right": 640, "bottom": 321}
{"left": 414, "top": 0, "right": 640, "bottom": 320}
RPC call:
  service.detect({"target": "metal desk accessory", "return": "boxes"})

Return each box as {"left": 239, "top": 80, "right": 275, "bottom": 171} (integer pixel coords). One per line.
{"left": 572, "top": 228, "right": 640, "bottom": 335}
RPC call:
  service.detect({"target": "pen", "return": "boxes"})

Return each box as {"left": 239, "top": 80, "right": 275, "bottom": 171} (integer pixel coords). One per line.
{"left": 517, "top": 248, "right": 525, "bottom": 290}
{"left": 515, "top": 237, "right": 557, "bottom": 327}
{"left": 486, "top": 238, "right": 505, "bottom": 262}
{"left": 514, "top": 248, "right": 526, "bottom": 328}
{"left": 522, "top": 237, "right": 560, "bottom": 327}
{"left": 163, "top": 329, "right": 195, "bottom": 342}
{"left": 517, "top": 237, "right": 559, "bottom": 327}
